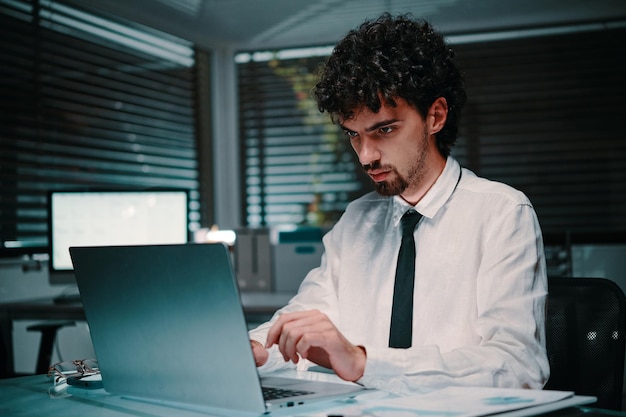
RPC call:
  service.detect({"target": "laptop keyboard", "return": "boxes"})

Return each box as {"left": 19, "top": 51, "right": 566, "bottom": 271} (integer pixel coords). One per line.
{"left": 262, "top": 386, "right": 313, "bottom": 401}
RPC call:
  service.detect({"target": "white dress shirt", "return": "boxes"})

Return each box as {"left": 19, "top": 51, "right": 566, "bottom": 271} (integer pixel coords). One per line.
{"left": 249, "top": 156, "right": 550, "bottom": 395}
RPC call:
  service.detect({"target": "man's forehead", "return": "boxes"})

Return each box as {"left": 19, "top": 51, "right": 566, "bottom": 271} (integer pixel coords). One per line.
{"left": 337, "top": 94, "right": 401, "bottom": 123}
{"left": 338, "top": 97, "right": 407, "bottom": 128}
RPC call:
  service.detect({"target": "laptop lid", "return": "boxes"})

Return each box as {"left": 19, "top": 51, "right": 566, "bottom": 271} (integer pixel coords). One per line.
{"left": 70, "top": 243, "right": 267, "bottom": 415}
{"left": 70, "top": 243, "right": 363, "bottom": 416}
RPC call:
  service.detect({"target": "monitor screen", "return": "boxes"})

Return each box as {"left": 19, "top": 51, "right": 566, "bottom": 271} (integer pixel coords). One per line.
{"left": 48, "top": 189, "right": 189, "bottom": 285}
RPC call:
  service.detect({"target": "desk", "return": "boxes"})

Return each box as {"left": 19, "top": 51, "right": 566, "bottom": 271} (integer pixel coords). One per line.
{"left": 0, "top": 292, "right": 294, "bottom": 379}
{"left": 1, "top": 373, "right": 624, "bottom": 417}
{"left": 0, "top": 371, "right": 360, "bottom": 417}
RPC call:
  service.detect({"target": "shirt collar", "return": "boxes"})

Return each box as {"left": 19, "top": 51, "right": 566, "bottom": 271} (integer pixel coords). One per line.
{"left": 392, "top": 156, "right": 461, "bottom": 225}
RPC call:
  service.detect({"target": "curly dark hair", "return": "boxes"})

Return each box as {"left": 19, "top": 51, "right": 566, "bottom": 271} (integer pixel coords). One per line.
{"left": 314, "top": 13, "right": 467, "bottom": 156}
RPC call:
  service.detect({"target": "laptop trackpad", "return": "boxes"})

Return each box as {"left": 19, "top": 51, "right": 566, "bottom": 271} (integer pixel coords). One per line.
{"left": 261, "top": 376, "right": 362, "bottom": 395}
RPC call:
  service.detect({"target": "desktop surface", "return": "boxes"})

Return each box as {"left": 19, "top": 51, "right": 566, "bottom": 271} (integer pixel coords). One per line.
{"left": 1, "top": 372, "right": 623, "bottom": 417}
{"left": 0, "top": 371, "right": 362, "bottom": 417}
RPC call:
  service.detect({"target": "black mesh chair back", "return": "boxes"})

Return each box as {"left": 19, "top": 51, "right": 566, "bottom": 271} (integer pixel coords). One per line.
{"left": 545, "top": 277, "right": 626, "bottom": 410}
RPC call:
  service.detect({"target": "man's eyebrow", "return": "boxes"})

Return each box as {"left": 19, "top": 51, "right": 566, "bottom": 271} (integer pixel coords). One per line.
{"left": 338, "top": 123, "right": 353, "bottom": 132}
{"left": 339, "top": 119, "right": 399, "bottom": 133}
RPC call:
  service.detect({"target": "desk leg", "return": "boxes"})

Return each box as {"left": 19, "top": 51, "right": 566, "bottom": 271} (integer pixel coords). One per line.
{"left": 0, "top": 310, "right": 14, "bottom": 378}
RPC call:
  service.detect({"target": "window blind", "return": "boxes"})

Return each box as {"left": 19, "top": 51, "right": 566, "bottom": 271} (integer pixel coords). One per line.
{"left": 452, "top": 27, "right": 626, "bottom": 243}
{"left": 0, "top": 0, "right": 200, "bottom": 255}
{"left": 237, "top": 52, "right": 371, "bottom": 227}
{"left": 237, "top": 26, "right": 626, "bottom": 243}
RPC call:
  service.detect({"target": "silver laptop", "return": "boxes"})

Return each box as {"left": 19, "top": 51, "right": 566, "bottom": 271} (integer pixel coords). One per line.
{"left": 70, "top": 243, "right": 364, "bottom": 416}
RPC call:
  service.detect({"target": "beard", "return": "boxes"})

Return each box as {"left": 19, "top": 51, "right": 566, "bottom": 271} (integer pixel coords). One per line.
{"left": 366, "top": 162, "right": 409, "bottom": 196}
{"left": 363, "top": 129, "right": 430, "bottom": 197}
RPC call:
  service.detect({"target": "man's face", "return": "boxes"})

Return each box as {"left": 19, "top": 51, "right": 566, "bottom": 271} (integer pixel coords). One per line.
{"left": 339, "top": 97, "right": 443, "bottom": 202}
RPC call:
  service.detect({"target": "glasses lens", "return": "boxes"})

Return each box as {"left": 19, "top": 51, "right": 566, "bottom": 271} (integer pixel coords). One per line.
{"left": 52, "top": 361, "right": 79, "bottom": 374}
{"left": 79, "top": 359, "right": 99, "bottom": 374}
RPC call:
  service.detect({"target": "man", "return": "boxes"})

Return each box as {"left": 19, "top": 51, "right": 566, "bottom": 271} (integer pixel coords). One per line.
{"left": 249, "top": 13, "right": 549, "bottom": 395}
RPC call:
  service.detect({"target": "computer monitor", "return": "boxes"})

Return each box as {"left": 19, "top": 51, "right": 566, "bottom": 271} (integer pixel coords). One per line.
{"left": 48, "top": 189, "right": 189, "bottom": 285}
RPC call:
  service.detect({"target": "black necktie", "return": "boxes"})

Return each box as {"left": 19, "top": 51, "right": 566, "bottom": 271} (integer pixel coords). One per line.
{"left": 389, "top": 209, "right": 422, "bottom": 348}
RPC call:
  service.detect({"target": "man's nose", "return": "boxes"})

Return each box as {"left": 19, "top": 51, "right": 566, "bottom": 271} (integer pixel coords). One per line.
{"left": 357, "top": 136, "right": 380, "bottom": 166}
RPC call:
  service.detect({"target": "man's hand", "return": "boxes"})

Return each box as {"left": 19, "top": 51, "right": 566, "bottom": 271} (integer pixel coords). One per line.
{"left": 251, "top": 339, "right": 269, "bottom": 367}
{"left": 264, "top": 310, "right": 366, "bottom": 382}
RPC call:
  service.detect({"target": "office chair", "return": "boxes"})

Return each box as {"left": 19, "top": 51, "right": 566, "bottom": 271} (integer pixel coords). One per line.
{"left": 544, "top": 277, "right": 626, "bottom": 411}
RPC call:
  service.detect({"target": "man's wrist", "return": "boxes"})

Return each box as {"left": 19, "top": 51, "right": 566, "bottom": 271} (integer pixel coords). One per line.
{"left": 352, "top": 345, "right": 367, "bottom": 381}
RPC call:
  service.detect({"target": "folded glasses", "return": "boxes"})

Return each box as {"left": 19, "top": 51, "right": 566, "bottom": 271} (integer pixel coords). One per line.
{"left": 47, "top": 359, "right": 99, "bottom": 385}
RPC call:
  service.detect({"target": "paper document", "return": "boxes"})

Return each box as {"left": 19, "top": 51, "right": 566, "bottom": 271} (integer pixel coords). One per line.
{"left": 309, "top": 387, "right": 577, "bottom": 417}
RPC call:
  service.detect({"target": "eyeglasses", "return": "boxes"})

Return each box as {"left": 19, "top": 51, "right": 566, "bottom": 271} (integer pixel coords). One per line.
{"left": 47, "top": 359, "right": 99, "bottom": 385}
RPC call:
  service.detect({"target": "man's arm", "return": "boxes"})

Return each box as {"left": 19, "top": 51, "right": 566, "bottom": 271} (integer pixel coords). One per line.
{"left": 262, "top": 309, "right": 366, "bottom": 382}
{"left": 248, "top": 229, "right": 345, "bottom": 374}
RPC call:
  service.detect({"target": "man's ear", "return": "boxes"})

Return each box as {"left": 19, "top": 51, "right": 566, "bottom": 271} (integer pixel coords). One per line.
{"left": 427, "top": 97, "right": 448, "bottom": 135}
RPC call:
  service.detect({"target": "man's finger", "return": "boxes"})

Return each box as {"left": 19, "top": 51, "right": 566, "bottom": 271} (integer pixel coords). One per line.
{"left": 265, "top": 310, "right": 319, "bottom": 348}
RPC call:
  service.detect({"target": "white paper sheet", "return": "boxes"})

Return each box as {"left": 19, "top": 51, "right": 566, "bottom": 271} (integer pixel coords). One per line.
{"left": 305, "top": 387, "right": 581, "bottom": 417}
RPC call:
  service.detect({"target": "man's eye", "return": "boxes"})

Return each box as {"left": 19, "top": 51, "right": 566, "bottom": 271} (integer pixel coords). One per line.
{"left": 344, "top": 130, "right": 358, "bottom": 138}
{"left": 380, "top": 126, "right": 394, "bottom": 134}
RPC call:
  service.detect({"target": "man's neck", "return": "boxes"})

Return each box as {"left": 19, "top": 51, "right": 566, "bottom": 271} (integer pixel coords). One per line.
{"left": 399, "top": 155, "right": 446, "bottom": 206}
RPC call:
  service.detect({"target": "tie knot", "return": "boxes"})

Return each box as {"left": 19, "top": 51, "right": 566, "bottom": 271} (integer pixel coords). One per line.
{"left": 400, "top": 210, "right": 422, "bottom": 237}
